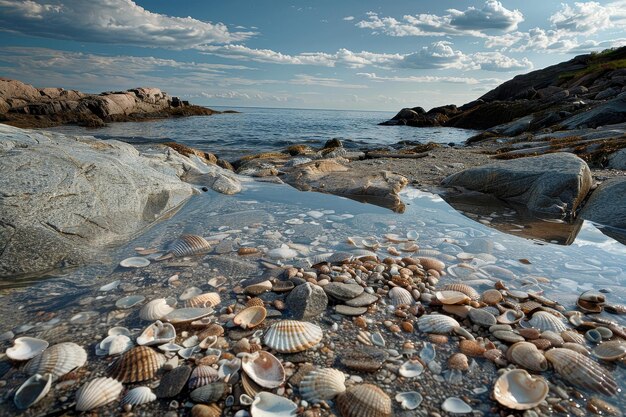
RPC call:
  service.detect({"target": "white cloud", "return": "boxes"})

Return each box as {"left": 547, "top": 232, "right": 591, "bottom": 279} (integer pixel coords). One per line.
{"left": 357, "top": 72, "right": 483, "bottom": 84}
{"left": 549, "top": 2, "right": 611, "bottom": 34}
{"left": 0, "top": 0, "right": 254, "bottom": 48}
{"left": 448, "top": 0, "right": 524, "bottom": 31}
{"left": 399, "top": 41, "right": 473, "bottom": 69}
{"left": 290, "top": 74, "right": 367, "bottom": 89}
{"left": 472, "top": 52, "right": 533, "bottom": 71}
{"left": 343, "top": 16, "right": 355, "bottom": 21}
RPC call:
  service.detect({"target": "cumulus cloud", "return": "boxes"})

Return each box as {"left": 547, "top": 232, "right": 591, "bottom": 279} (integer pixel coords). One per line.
{"left": 472, "top": 52, "right": 533, "bottom": 71}
{"left": 399, "top": 41, "right": 472, "bottom": 69}
{"left": 343, "top": 16, "right": 355, "bottom": 21}
{"left": 356, "top": 1, "right": 523, "bottom": 37}
{"left": 0, "top": 0, "right": 254, "bottom": 48}
{"left": 549, "top": 2, "right": 611, "bottom": 34}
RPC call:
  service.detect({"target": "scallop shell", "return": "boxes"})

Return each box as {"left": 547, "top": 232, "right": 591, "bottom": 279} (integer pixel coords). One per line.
{"left": 24, "top": 342, "right": 87, "bottom": 379}
{"left": 241, "top": 372, "right": 264, "bottom": 398}
{"left": 241, "top": 351, "right": 285, "bottom": 389}
{"left": 188, "top": 365, "right": 219, "bottom": 389}
{"left": 189, "top": 382, "right": 227, "bottom": 403}
{"left": 139, "top": 298, "right": 175, "bottom": 321}
{"left": 578, "top": 290, "right": 605, "bottom": 304}
{"left": 418, "top": 257, "right": 445, "bottom": 272}
{"left": 108, "top": 346, "right": 165, "bottom": 383}
{"left": 191, "top": 404, "right": 223, "bottom": 417}
{"left": 246, "top": 297, "right": 265, "bottom": 308}
{"left": 185, "top": 292, "right": 221, "bottom": 308}
{"left": 14, "top": 373, "right": 52, "bottom": 409}
{"left": 417, "top": 314, "right": 460, "bottom": 334}
{"left": 167, "top": 234, "right": 211, "bottom": 258}
{"left": 441, "top": 283, "right": 480, "bottom": 301}
{"left": 136, "top": 320, "right": 176, "bottom": 346}
{"left": 263, "top": 320, "right": 323, "bottom": 353}
{"left": 435, "top": 290, "right": 470, "bottom": 305}
{"left": 299, "top": 368, "right": 346, "bottom": 403}
{"left": 493, "top": 369, "right": 549, "bottom": 410}
{"left": 6, "top": 337, "right": 49, "bottom": 361}
{"left": 593, "top": 341, "right": 626, "bottom": 361}
{"left": 121, "top": 386, "right": 156, "bottom": 406}
{"left": 387, "top": 287, "right": 414, "bottom": 306}
{"left": 506, "top": 342, "right": 548, "bottom": 372}
{"left": 561, "top": 330, "right": 585, "bottom": 344}
{"left": 544, "top": 348, "right": 617, "bottom": 396}
{"left": 234, "top": 306, "right": 267, "bottom": 329}
{"left": 75, "top": 377, "right": 123, "bottom": 412}
{"left": 336, "top": 384, "right": 392, "bottom": 417}
{"left": 528, "top": 311, "right": 568, "bottom": 333}
{"left": 251, "top": 392, "right": 298, "bottom": 417}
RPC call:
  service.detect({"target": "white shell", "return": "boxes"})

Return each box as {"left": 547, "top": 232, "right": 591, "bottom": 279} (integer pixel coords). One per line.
{"left": 107, "top": 335, "right": 134, "bottom": 355}
{"left": 251, "top": 392, "right": 297, "bottom": 417}
{"left": 14, "top": 373, "right": 52, "bottom": 409}
{"left": 241, "top": 351, "right": 285, "bottom": 389}
{"left": 493, "top": 369, "right": 549, "bottom": 410}
{"left": 24, "top": 342, "right": 87, "bottom": 379}
{"left": 442, "top": 397, "right": 472, "bottom": 414}
{"left": 263, "top": 320, "right": 323, "bottom": 353}
{"left": 388, "top": 287, "right": 414, "bottom": 306}
{"left": 75, "top": 377, "right": 123, "bottom": 411}
{"left": 396, "top": 391, "right": 423, "bottom": 410}
{"left": 139, "top": 299, "right": 175, "bottom": 321}
{"left": 119, "top": 257, "right": 150, "bottom": 268}
{"left": 6, "top": 337, "right": 49, "bottom": 361}
{"left": 417, "top": 314, "right": 460, "bottom": 334}
{"left": 399, "top": 360, "right": 425, "bottom": 378}
{"left": 136, "top": 320, "right": 176, "bottom": 346}
{"left": 121, "top": 386, "right": 157, "bottom": 406}
{"left": 218, "top": 357, "right": 242, "bottom": 381}
{"left": 163, "top": 307, "right": 214, "bottom": 324}
{"left": 528, "top": 311, "right": 568, "bottom": 333}
{"left": 299, "top": 368, "right": 346, "bottom": 403}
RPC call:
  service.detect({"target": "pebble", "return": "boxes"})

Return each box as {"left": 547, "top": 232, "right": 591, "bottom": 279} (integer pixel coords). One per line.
{"left": 323, "top": 282, "right": 364, "bottom": 301}
{"left": 334, "top": 305, "right": 368, "bottom": 316}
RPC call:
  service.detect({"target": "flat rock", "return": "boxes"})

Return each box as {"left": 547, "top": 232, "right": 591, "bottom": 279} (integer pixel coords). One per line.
{"left": 286, "top": 282, "right": 328, "bottom": 320}
{"left": 561, "top": 93, "right": 626, "bottom": 129}
{"left": 579, "top": 177, "right": 626, "bottom": 243}
{"left": 323, "top": 282, "right": 364, "bottom": 301}
{"left": 340, "top": 346, "right": 389, "bottom": 373}
{"left": 155, "top": 365, "right": 193, "bottom": 398}
{"left": 334, "top": 305, "right": 368, "bottom": 316}
{"left": 441, "top": 153, "right": 592, "bottom": 216}
{"left": 345, "top": 292, "right": 379, "bottom": 307}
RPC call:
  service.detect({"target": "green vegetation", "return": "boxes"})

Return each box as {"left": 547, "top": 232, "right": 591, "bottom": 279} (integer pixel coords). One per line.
{"left": 559, "top": 47, "right": 626, "bottom": 81}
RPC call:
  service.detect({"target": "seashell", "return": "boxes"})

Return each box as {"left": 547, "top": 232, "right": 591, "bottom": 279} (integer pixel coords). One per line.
{"left": 481, "top": 289, "right": 503, "bottom": 305}
{"left": 592, "top": 341, "right": 626, "bottom": 361}
{"left": 441, "top": 283, "right": 480, "bottom": 300}
{"left": 139, "top": 298, "right": 176, "bottom": 321}
{"left": 199, "top": 335, "right": 218, "bottom": 350}
{"left": 180, "top": 286, "right": 203, "bottom": 301}
{"left": 595, "top": 326, "right": 613, "bottom": 339}
{"left": 435, "top": 290, "right": 470, "bottom": 305}
{"left": 497, "top": 309, "right": 524, "bottom": 325}
{"left": 245, "top": 280, "right": 273, "bottom": 295}
{"left": 299, "top": 368, "right": 346, "bottom": 403}
{"left": 218, "top": 357, "right": 241, "bottom": 381}
{"left": 337, "top": 384, "right": 392, "bottom": 417}
{"left": 6, "top": 337, "right": 49, "bottom": 361}
{"left": 75, "top": 377, "right": 123, "bottom": 412}
{"left": 188, "top": 365, "right": 219, "bottom": 389}
{"left": 158, "top": 342, "right": 182, "bottom": 352}
{"left": 263, "top": 320, "right": 323, "bottom": 353}
{"left": 442, "top": 397, "right": 472, "bottom": 414}
{"left": 251, "top": 392, "right": 298, "bottom": 417}
{"left": 517, "top": 328, "right": 540, "bottom": 340}
{"left": 395, "top": 391, "right": 423, "bottom": 410}
{"left": 119, "top": 257, "right": 150, "bottom": 268}
{"left": 121, "top": 386, "right": 156, "bottom": 406}
{"left": 108, "top": 346, "right": 165, "bottom": 383}
{"left": 241, "top": 351, "right": 285, "bottom": 389}
{"left": 561, "top": 330, "right": 585, "bottom": 344}
{"left": 604, "top": 303, "right": 626, "bottom": 314}
{"left": 418, "top": 257, "right": 445, "bottom": 272}
{"left": 165, "top": 234, "right": 211, "bottom": 258}
{"left": 528, "top": 311, "right": 568, "bottom": 333}
{"left": 387, "top": 287, "right": 414, "bottom": 306}
{"left": 191, "top": 404, "right": 222, "bottom": 417}
{"left": 241, "top": 372, "right": 263, "bottom": 398}
{"left": 529, "top": 338, "right": 552, "bottom": 350}
{"left": 14, "top": 373, "right": 52, "bottom": 409}
{"left": 163, "top": 307, "right": 214, "bottom": 324}
{"left": 578, "top": 290, "right": 605, "bottom": 304}
{"left": 448, "top": 353, "right": 469, "bottom": 371}
{"left": 238, "top": 247, "right": 260, "bottom": 256}
{"left": 179, "top": 346, "right": 200, "bottom": 359}
{"left": 417, "top": 314, "right": 460, "bottom": 334}
{"left": 585, "top": 329, "right": 603, "bottom": 344}
{"left": 540, "top": 331, "right": 564, "bottom": 347}
{"left": 108, "top": 326, "right": 131, "bottom": 337}
{"left": 506, "top": 342, "right": 548, "bottom": 372}
{"left": 493, "top": 369, "right": 549, "bottom": 410}
{"left": 562, "top": 342, "right": 590, "bottom": 356}
{"left": 468, "top": 308, "right": 497, "bottom": 327}
{"left": 101, "top": 335, "right": 133, "bottom": 356}
{"left": 234, "top": 306, "right": 267, "bottom": 329}
{"left": 577, "top": 299, "right": 603, "bottom": 313}
{"left": 442, "top": 304, "right": 472, "bottom": 319}
{"left": 24, "top": 342, "right": 87, "bottom": 379}
{"left": 185, "top": 292, "right": 221, "bottom": 308}
{"left": 492, "top": 330, "right": 525, "bottom": 343}
{"left": 246, "top": 297, "right": 265, "bottom": 308}
{"left": 190, "top": 382, "right": 227, "bottom": 403}
{"left": 544, "top": 348, "right": 617, "bottom": 396}
{"left": 519, "top": 300, "right": 542, "bottom": 315}
{"left": 399, "top": 360, "right": 424, "bottom": 377}
{"left": 137, "top": 320, "right": 176, "bottom": 346}
{"left": 459, "top": 339, "right": 486, "bottom": 356}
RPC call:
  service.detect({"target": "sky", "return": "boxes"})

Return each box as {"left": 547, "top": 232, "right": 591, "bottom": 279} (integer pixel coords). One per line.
{"left": 0, "top": 1, "right": 624, "bottom": 111}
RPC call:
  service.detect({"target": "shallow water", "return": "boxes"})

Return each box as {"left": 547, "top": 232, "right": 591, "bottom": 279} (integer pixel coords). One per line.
{"left": 0, "top": 180, "right": 624, "bottom": 416}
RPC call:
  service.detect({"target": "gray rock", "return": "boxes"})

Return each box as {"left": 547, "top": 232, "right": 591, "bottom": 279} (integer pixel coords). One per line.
{"left": 323, "top": 282, "right": 364, "bottom": 301}
{"left": 608, "top": 148, "right": 626, "bottom": 170}
{"left": 561, "top": 94, "right": 626, "bottom": 129}
{"left": 334, "top": 305, "right": 367, "bottom": 316}
{"left": 345, "top": 292, "right": 379, "bottom": 307}
{"left": 594, "top": 87, "right": 619, "bottom": 100}
{"left": 286, "top": 282, "right": 328, "bottom": 320}
{"left": 441, "top": 153, "right": 592, "bottom": 216}
{"left": 580, "top": 178, "right": 626, "bottom": 235}
{"left": 155, "top": 365, "right": 193, "bottom": 398}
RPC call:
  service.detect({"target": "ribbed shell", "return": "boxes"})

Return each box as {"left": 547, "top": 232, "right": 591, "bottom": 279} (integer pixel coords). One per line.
{"left": 241, "top": 351, "right": 285, "bottom": 389}
{"left": 246, "top": 297, "right": 265, "bottom": 308}
{"left": 121, "top": 386, "right": 156, "bottom": 406}
{"left": 24, "top": 342, "right": 87, "bottom": 379}
{"left": 241, "top": 372, "right": 263, "bottom": 397}
{"left": 418, "top": 257, "right": 445, "bottom": 272}
{"left": 263, "top": 320, "right": 323, "bottom": 353}
{"left": 234, "top": 306, "right": 267, "bottom": 329}
{"left": 139, "top": 299, "right": 175, "bottom": 321}
{"left": 561, "top": 330, "right": 585, "bottom": 345}
{"left": 337, "top": 384, "right": 392, "bottom": 417}
{"left": 75, "top": 377, "right": 123, "bottom": 412}
{"left": 188, "top": 365, "right": 219, "bottom": 389}
{"left": 185, "top": 292, "right": 221, "bottom": 308}
{"left": 189, "top": 382, "right": 227, "bottom": 403}
{"left": 168, "top": 235, "right": 211, "bottom": 257}
{"left": 300, "top": 368, "right": 346, "bottom": 403}
{"left": 507, "top": 342, "right": 548, "bottom": 372}
{"left": 108, "top": 346, "right": 165, "bottom": 383}
{"left": 417, "top": 314, "right": 460, "bottom": 334}
{"left": 528, "top": 311, "right": 568, "bottom": 333}
{"left": 545, "top": 348, "right": 617, "bottom": 396}
{"left": 592, "top": 341, "right": 626, "bottom": 361}
{"left": 435, "top": 290, "right": 470, "bottom": 305}
{"left": 387, "top": 287, "right": 414, "bottom": 306}
{"left": 441, "top": 283, "right": 480, "bottom": 300}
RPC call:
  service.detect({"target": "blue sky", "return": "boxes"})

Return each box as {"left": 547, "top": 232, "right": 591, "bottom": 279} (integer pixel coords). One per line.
{"left": 0, "top": 1, "right": 624, "bottom": 111}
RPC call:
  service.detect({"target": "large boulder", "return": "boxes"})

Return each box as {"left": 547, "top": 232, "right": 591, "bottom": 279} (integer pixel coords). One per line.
{"left": 0, "top": 124, "right": 196, "bottom": 277}
{"left": 560, "top": 93, "right": 626, "bottom": 129}
{"left": 579, "top": 178, "right": 626, "bottom": 241}
{"left": 608, "top": 148, "right": 626, "bottom": 170}
{"left": 441, "top": 153, "right": 592, "bottom": 216}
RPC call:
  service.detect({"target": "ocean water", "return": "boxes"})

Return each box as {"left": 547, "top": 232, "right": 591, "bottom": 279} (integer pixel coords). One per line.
{"left": 48, "top": 106, "right": 477, "bottom": 160}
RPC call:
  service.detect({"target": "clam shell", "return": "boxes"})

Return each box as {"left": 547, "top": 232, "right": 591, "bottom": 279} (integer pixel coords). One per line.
{"left": 241, "top": 372, "right": 264, "bottom": 398}
{"left": 493, "top": 369, "right": 549, "bottom": 410}
{"left": 167, "top": 234, "right": 211, "bottom": 258}
{"left": 185, "top": 292, "right": 221, "bottom": 308}
{"left": 399, "top": 360, "right": 424, "bottom": 377}
{"left": 263, "top": 320, "right": 323, "bottom": 353}
{"left": 75, "top": 377, "right": 123, "bottom": 412}
{"left": 497, "top": 309, "right": 524, "bottom": 325}
{"left": 241, "top": 351, "right": 285, "bottom": 389}
{"left": 137, "top": 320, "right": 176, "bottom": 346}
{"left": 593, "top": 341, "right": 626, "bottom": 361}
{"left": 388, "top": 287, "right": 414, "bottom": 306}
{"left": 442, "top": 397, "right": 472, "bottom": 414}
{"left": 528, "top": 311, "right": 568, "bottom": 333}
{"left": 299, "top": 368, "right": 346, "bottom": 403}
{"left": 251, "top": 392, "right": 298, "bottom": 417}
{"left": 119, "top": 257, "right": 150, "bottom": 268}
{"left": 417, "top": 314, "right": 460, "bottom": 334}
{"left": 337, "top": 384, "right": 392, "bottom": 417}
{"left": 435, "top": 290, "right": 470, "bottom": 305}
{"left": 578, "top": 290, "right": 605, "bottom": 304}
{"left": 163, "top": 307, "right": 214, "bottom": 324}
{"left": 191, "top": 404, "right": 222, "bottom": 417}
{"left": 14, "top": 373, "right": 52, "bottom": 409}
{"left": 139, "top": 298, "right": 175, "bottom": 321}
{"left": 218, "top": 357, "right": 241, "bottom": 381}
{"left": 544, "top": 348, "right": 617, "bottom": 395}
{"left": 506, "top": 342, "right": 548, "bottom": 372}
{"left": 418, "top": 257, "right": 445, "bottom": 272}
{"left": 395, "top": 391, "right": 423, "bottom": 410}
{"left": 441, "top": 283, "right": 480, "bottom": 300}
{"left": 121, "top": 386, "right": 156, "bottom": 406}
{"left": 24, "top": 342, "right": 87, "bottom": 379}
{"left": 190, "top": 382, "right": 227, "bottom": 403}
{"left": 188, "top": 365, "right": 219, "bottom": 389}
{"left": 108, "top": 346, "right": 165, "bottom": 383}
{"left": 234, "top": 306, "right": 267, "bottom": 329}
{"left": 6, "top": 337, "right": 49, "bottom": 361}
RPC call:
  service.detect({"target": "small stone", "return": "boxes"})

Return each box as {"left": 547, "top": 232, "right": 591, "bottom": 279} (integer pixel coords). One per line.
{"left": 340, "top": 346, "right": 389, "bottom": 372}
{"left": 286, "top": 282, "right": 328, "bottom": 320}
{"left": 335, "top": 305, "right": 368, "bottom": 316}
{"left": 323, "top": 282, "right": 364, "bottom": 301}
{"left": 345, "top": 292, "right": 378, "bottom": 307}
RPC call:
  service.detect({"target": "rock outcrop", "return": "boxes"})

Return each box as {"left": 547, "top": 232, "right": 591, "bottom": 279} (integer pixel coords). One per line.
{"left": 440, "top": 153, "right": 592, "bottom": 216}
{"left": 579, "top": 178, "right": 626, "bottom": 242}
